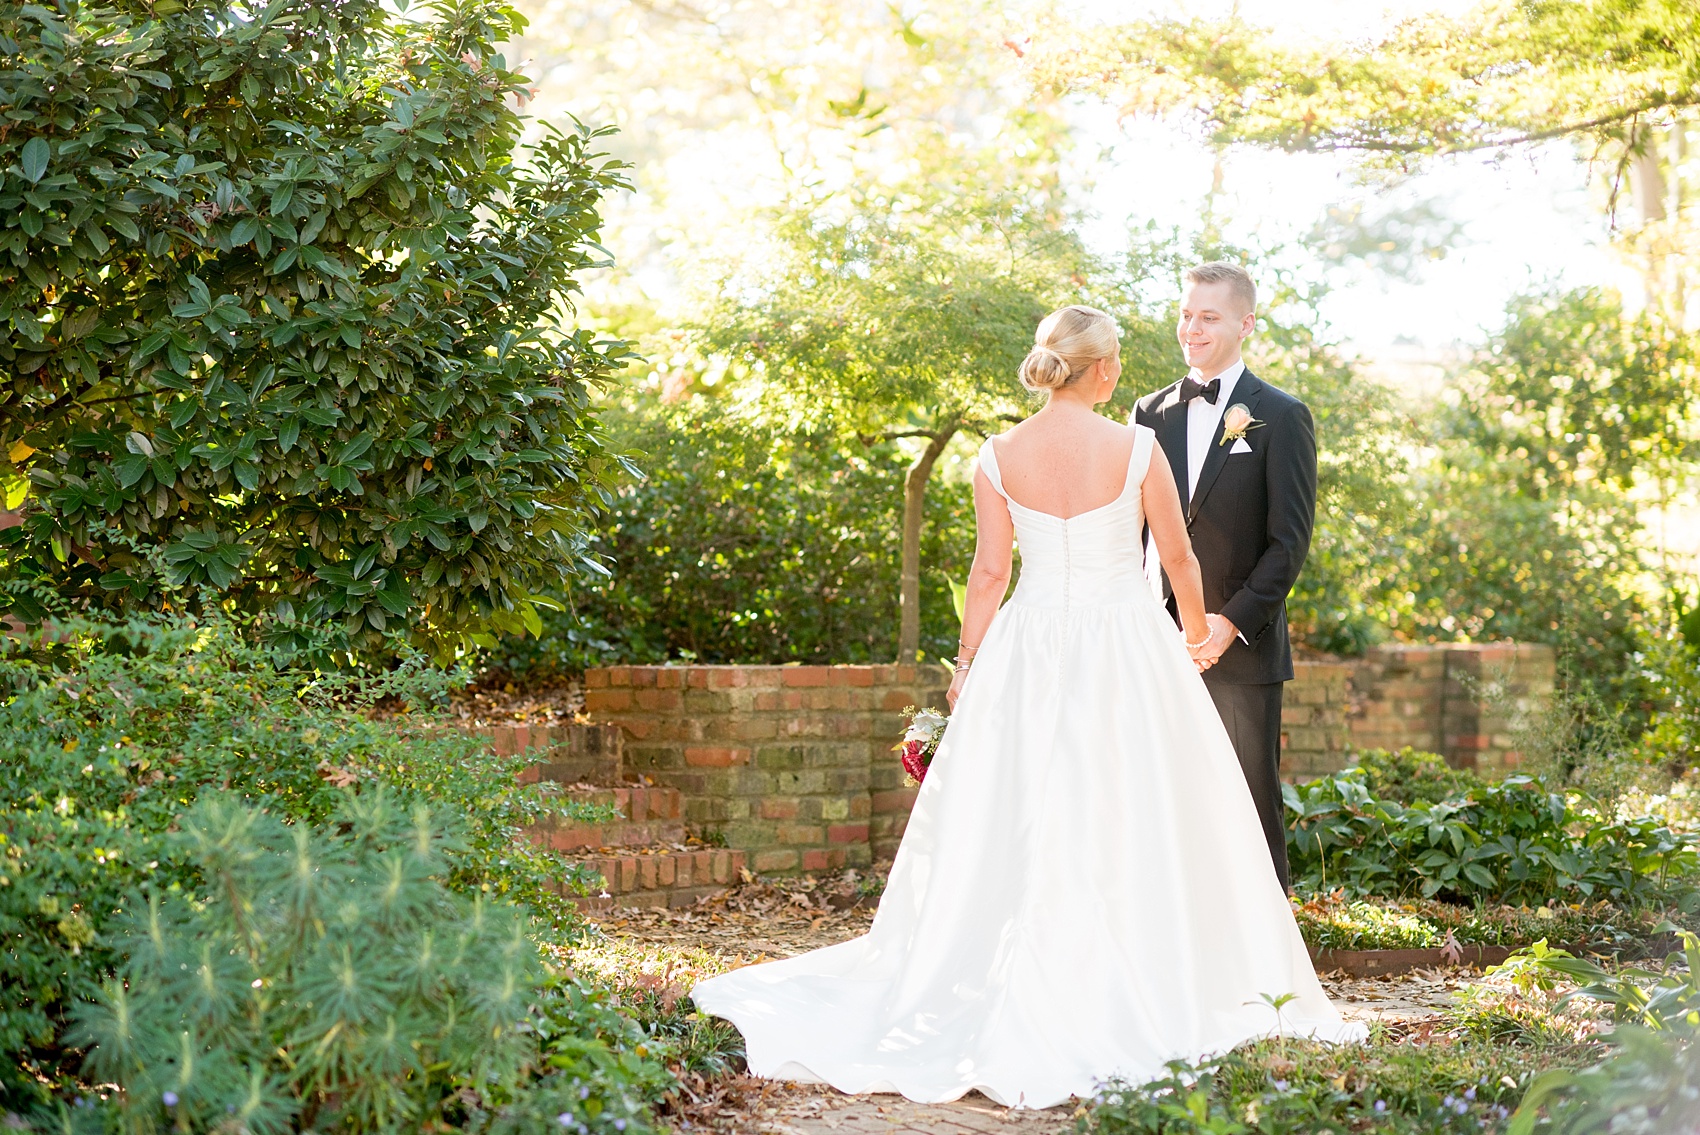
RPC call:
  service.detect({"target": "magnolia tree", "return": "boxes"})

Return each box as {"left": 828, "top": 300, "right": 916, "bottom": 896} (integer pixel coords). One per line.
{"left": 0, "top": 0, "right": 632, "bottom": 655}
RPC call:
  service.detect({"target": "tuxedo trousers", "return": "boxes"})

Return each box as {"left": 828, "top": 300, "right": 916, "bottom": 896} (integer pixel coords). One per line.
{"left": 1202, "top": 680, "right": 1288, "bottom": 891}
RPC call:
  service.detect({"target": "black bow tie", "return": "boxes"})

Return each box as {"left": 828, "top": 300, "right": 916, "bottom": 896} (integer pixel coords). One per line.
{"left": 1179, "top": 375, "right": 1221, "bottom": 405}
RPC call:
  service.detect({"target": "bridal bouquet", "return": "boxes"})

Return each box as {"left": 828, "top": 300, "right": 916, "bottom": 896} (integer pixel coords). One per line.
{"left": 896, "top": 706, "right": 948, "bottom": 785}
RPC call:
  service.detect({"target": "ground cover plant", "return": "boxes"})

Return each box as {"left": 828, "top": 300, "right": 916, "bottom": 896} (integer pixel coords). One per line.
{"left": 1288, "top": 893, "right": 1667, "bottom": 954}
{"left": 1284, "top": 763, "right": 1698, "bottom": 908}
{"left": 0, "top": 614, "right": 640, "bottom": 1122}
{"left": 1076, "top": 1027, "right": 1594, "bottom": 1135}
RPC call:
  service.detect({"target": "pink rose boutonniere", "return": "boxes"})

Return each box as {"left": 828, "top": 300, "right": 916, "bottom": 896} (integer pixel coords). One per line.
{"left": 1219, "top": 403, "right": 1265, "bottom": 446}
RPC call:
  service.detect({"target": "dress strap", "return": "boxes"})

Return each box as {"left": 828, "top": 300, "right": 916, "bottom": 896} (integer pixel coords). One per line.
{"left": 978, "top": 438, "right": 1010, "bottom": 499}
{"left": 1126, "top": 424, "right": 1156, "bottom": 494}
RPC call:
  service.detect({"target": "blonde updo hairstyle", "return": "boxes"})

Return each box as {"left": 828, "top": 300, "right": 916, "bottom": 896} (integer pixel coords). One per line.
{"left": 1018, "top": 305, "right": 1120, "bottom": 393}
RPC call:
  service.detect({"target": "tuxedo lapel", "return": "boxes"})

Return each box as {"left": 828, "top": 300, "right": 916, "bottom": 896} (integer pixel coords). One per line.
{"left": 1188, "top": 371, "right": 1265, "bottom": 522}
{"left": 1154, "top": 384, "right": 1188, "bottom": 503}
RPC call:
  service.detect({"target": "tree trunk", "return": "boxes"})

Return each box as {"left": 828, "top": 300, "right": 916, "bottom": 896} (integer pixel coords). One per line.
{"left": 898, "top": 425, "right": 957, "bottom": 662}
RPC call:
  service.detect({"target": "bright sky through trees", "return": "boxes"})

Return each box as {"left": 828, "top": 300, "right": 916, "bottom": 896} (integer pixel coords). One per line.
{"left": 515, "top": 0, "right": 1625, "bottom": 361}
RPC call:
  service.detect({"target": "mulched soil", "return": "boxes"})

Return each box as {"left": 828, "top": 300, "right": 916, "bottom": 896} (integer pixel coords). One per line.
{"left": 443, "top": 677, "right": 584, "bottom": 727}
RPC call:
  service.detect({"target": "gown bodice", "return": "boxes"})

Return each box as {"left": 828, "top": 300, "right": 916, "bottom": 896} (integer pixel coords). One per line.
{"left": 977, "top": 427, "right": 1156, "bottom": 612}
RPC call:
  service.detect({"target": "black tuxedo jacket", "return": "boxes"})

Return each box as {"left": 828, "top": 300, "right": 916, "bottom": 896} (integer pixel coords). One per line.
{"left": 1134, "top": 368, "right": 1317, "bottom": 685}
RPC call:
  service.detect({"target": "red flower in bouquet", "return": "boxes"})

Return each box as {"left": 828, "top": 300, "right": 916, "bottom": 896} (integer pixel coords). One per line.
{"left": 895, "top": 706, "right": 948, "bottom": 785}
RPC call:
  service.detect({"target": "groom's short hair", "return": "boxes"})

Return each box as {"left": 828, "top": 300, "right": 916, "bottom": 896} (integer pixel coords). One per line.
{"left": 1184, "top": 262, "right": 1256, "bottom": 316}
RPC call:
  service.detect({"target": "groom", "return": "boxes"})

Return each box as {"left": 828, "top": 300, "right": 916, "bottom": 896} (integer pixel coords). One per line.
{"left": 1134, "top": 262, "right": 1317, "bottom": 891}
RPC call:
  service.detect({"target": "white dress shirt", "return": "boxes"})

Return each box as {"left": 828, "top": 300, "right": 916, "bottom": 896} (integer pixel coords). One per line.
{"left": 1185, "top": 359, "right": 1245, "bottom": 500}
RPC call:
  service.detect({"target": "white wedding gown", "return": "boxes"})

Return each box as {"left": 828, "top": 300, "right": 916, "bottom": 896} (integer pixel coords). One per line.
{"left": 691, "top": 426, "right": 1365, "bottom": 1108}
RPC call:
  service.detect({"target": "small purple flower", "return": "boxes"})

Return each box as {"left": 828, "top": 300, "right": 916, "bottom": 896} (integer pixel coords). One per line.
{"left": 614, "top": 1122, "right": 627, "bottom": 1132}
{"left": 162, "top": 1091, "right": 179, "bottom": 1108}
{"left": 557, "top": 1114, "right": 573, "bottom": 1128}
{"left": 579, "top": 1086, "right": 591, "bottom": 1100}
{"left": 1444, "top": 1095, "right": 1456, "bottom": 1107}
{"left": 1374, "top": 1101, "right": 1387, "bottom": 1113}
{"left": 1272, "top": 1079, "right": 1289, "bottom": 1092}
{"left": 1464, "top": 1087, "right": 1477, "bottom": 1101}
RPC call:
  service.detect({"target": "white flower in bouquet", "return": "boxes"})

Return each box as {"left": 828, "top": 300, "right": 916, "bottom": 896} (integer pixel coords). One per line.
{"left": 905, "top": 708, "right": 948, "bottom": 744}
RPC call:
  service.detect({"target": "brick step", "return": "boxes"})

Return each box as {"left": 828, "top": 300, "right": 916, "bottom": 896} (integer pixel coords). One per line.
{"left": 560, "top": 844, "right": 747, "bottom": 911}
{"left": 523, "top": 784, "right": 687, "bottom": 852}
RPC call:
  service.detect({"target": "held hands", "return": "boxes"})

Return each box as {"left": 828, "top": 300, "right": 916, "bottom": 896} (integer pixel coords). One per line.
{"left": 1186, "top": 613, "right": 1237, "bottom": 673}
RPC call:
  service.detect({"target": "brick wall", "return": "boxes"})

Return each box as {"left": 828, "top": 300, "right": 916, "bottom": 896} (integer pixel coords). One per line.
{"left": 1281, "top": 643, "right": 1556, "bottom": 778}
{"left": 582, "top": 643, "right": 1551, "bottom": 874}
{"left": 583, "top": 665, "right": 948, "bottom": 872}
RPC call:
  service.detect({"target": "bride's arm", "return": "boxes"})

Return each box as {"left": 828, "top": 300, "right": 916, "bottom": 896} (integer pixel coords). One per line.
{"left": 1141, "top": 455, "right": 1214, "bottom": 661}
{"left": 948, "top": 466, "right": 1014, "bottom": 709}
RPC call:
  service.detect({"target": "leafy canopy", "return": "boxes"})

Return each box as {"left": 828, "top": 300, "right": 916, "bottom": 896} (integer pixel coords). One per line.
{"left": 1026, "top": 0, "right": 1700, "bottom": 162}
{"left": 0, "top": 0, "right": 632, "bottom": 655}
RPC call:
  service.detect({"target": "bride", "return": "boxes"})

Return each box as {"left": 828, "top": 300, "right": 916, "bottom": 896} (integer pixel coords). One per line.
{"left": 690, "top": 305, "right": 1365, "bottom": 1108}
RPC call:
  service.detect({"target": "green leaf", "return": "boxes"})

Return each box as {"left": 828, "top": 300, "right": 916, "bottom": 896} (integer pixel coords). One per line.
{"left": 20, "top": 137, "right": 49, "bottom": 183}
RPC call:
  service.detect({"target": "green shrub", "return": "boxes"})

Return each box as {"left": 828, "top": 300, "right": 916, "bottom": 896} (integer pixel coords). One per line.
{"left": 1511, "top": 1025, "right": 1700, "bottom": 1135}
{"left": 0, "top": 0, "right": 632, "bottom": 656}
{"left": 69, "top": 793, "right": 548, "bottom": 1132}
{"left": 485, "top": 415, "right": 976, "bottom": 672}
{"left": 0, "top": 616, "right": 593, "bottom": 1096}
{"left": 1284, "top": 769, "right": 1698, "bottom": 905}
{"left": 1352, "top": 747, "right": 1481, "bottom": 806}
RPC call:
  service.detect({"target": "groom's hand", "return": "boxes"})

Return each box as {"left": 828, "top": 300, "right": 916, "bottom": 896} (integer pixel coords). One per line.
{"left": 1194, "top": 613, "right": 1236, "bottom": 672}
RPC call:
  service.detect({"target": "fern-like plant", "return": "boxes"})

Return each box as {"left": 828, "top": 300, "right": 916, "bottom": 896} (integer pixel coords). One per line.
{"left": 71, "top": 791, "right": 542, "bottom": 1133}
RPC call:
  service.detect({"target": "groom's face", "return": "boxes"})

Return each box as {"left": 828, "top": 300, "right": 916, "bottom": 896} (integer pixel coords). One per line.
{"left": 1176, "top": 282, "right": 1253, "bottom": 378}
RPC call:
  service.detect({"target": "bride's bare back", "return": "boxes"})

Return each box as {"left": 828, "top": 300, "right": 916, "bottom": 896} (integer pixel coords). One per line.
{"left": 991, "top": 407, "right": 1139, "bottom": 519}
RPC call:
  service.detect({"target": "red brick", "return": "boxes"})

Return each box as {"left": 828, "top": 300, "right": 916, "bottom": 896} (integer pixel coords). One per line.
{"left": 707, "top": 667, "right": 745, "bottom": 689}
{"left": 686, "top": 669, "right": 709, "bottom": 689}
{"left": 801, "top": 849, "right": 831, "bottom": 871}
{"left": 635, "top": 688, "right": 682, "bottom": 712}
{"left": 684, "top": 746, "right": 749, "bottom": 767}
{"left": 827, "top": 823, "right": 869, "bottom": 844}
{"left": 612, "top": 856, "right": 638, "bottom": 891}
{"left": 658, "top": 855, "right": 676, "bottom": 887}
{"left": 584, "top": 689, "right": 632, "bottom": 713}
{"left": 638, "top": 856, "right": 659, "bottom": 890}
{"left": 754, "top": 692, "right": 783, "bottom": 711}
{"left": 711, "top": 850, "right": 734, "bottom": 884}
{"left": 622, "top": 719, "right": 655, "bottom": 740}
{"left": 606, "top": 666, "right": 633, "bottom": 687}
{"left": 516, "top": 765, "right": 541, "bottom": 785}
{"left": 761, "top": 798, "right": 800, "bottom": 820}
{"left": 870, "top": 788, "right": 924, "bottom": 815}
{"left": 881, "top": 691, "right": 912, "bottom": 711}
{"left": 584, "top": 669, "right": 610, "bottom": 689}
{"left": 783, "top": 667, "right": 831, "bottom": 688}
{"left": 656, "top": 668, "right": 684, "bottom": 689}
